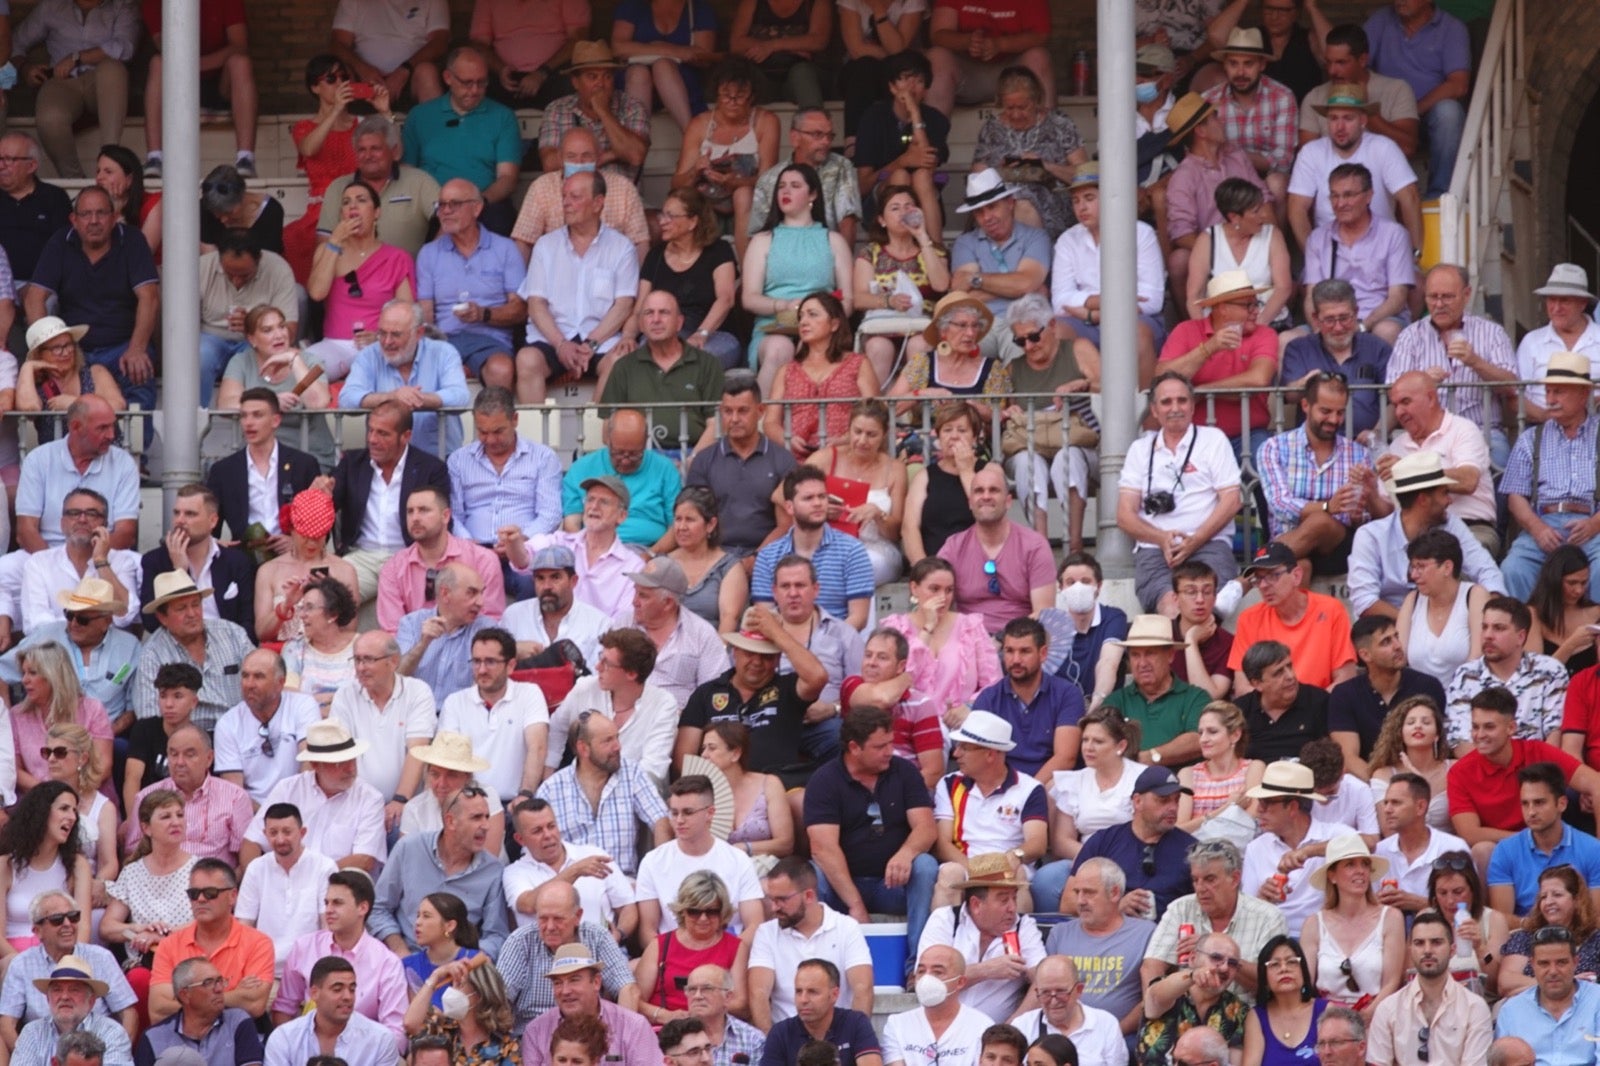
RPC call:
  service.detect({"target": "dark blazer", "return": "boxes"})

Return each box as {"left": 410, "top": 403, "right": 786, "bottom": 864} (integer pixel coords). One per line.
{"left": 139, "top": 545, "right": 257, "bottom": 636}
{"left": 206, "top": 444, "right": 322, "bottom": 544}
{"left": 330, "top": 446, "right": 451, "bottom": 554}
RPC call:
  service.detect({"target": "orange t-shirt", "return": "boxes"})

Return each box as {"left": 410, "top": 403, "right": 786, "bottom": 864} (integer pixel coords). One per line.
{"left": 150, "top": 918, "right": 276, "bottom": 994}
{"left": 1226, "top": 591, "right": 1357, "bottom": 689}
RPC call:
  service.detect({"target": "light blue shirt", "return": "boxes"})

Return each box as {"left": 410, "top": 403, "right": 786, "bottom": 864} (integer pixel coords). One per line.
{"left": 448, "top": 437, "right": 564, "bottom": 544}
{"left": 395, "top": 609, "right": 495, "bottom": 702}
{"left": 13, "top": 1013, "right": 132, "bottom": 1066}
{"left": 338, "top": 337, "right": 471, "bottom": 457}
{"left": 562, "top": 449, "right": 682, "bottom": 546}
{"left": 1495, "top": 978, "right": 1600, "bottom": 1066}
{"left": 1488, "top": 824, "right": 1600, "bottom": 915}
{"left": 415, "top": 225, "right": 526, "bottom": 348}
{"left": 950, "top": 220, "right": 1052, "bottom": 316}
{"left": 16, "top": 439, "right": 141, "bottom": 545}
{"left": 0, "top": 624, "right": 140, "bottom": 720}
{"left": 262, "top": 1009, "right": 398, "bottom": 1066}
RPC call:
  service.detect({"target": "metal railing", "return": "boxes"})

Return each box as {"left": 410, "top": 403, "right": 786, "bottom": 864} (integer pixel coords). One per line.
{"left": 1438, "top": 0, "right": 1524, "bottom": 300}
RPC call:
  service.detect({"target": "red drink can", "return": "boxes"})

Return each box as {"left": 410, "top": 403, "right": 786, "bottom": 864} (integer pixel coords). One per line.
{"left": 1272, "top": 873, "right": 1289, "bottom": 894}
{"left": 1002, "top": 930, "right": 1021, "bottom": 956}
{"left": 1178, "top": 923, "right": 1195, "bottom": 965}
{"left": 1381, "top": 878, "right": 1398, "bottom": 892}
{"left": 1072, "top": 50, "right": 1091, "bottom": 97}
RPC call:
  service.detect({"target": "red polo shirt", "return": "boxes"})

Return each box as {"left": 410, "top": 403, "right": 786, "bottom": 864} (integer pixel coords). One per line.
{"left": 1446, "top": 738, "right": 1581, "bottom": 832}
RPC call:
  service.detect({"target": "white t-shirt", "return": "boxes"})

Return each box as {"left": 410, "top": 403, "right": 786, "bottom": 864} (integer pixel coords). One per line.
{"left": 332, "top": 0, "right": 450, "bottom": 74}
{"left": 329, "top": 677, "right": 438, "bottom": 800}
{"left": 1051, "top": 759, "right": 1144, "bottom": 837}
{"left": 634, "top": 839, "right": 763, "bottom": 934}
{"left": 881, "top": 1003, "right": 993, "bottom": 1066}
{"left": 1288, "top": 131, "right": 1418, "bottom": 229}
{"left": 1116, "top": 425, "right": 1242, "bottom": 547}
{"left": 548, "top": 676, "right": 680, "bottom": 787}
{"left": 916, "top": 905, "right": 1046, "bottom": 1023}
{"left": 214, "top": 693, "right": 323, "bottom": 803}
{"left": 437, "top": 680, "right": 551, "bottom": 801}
{"left": 1242, "top": 819, "right": 1340, "bottom": 938}
{"left": 1313, "top": 774, "right": 1380, "bottom": 836}
{"left": 749, "top": 908, "right": 875, "bottom": 1021}
{"left": 502, "top": 842, "right": 634, "bottom": 930}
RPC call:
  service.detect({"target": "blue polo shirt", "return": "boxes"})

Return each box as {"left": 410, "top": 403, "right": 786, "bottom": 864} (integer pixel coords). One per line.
{"left": 1487, "top": 824, "right": 1600, "bottom": 915}
{"left": 971, "top": 672, "right": 1086, "bottom": 778}
{"left": 1495, "top": 977, "right": 1600, "bottom": 1066}
{"left": 803, "top": 754, "right": 933, "bottom": 879}
{"left": 1363, "top": 4, "right": 1471, "bottom": 101}
{"left": 29, "top": 222, "right": 158, "bottom": 350}
{"left": 401, "top": 95, "right": 522, "bottom": 191}
{"left": 760, "top": 1009, "right": 879, "bottom": 1066}
{"left": 751, "top": 524, "right": 875, "bottom": 620}
{"left": 337, "top": 337, "right": 471, "bottom": 456}
{"left": 1279, "top": 331, "right": 1392, "bottom": 436}
{"left": 562, "top": 448, "right": 682, "bottom": 546}
{"left": 951, "top": 220, "right": 1052, "bottom": 316}
{"left": 1071, "top": 821, "right": 1198, "bottom": 919}
{"left": 415, "top": 225, "right": 526, "bottom": 348}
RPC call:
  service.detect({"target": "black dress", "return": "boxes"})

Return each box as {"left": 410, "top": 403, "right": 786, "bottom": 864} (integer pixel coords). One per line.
{"left": 920, "top": 463, "right": 975, "bottom": 557}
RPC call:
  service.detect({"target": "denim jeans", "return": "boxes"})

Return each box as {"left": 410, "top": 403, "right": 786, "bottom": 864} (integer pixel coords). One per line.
{"left": 84, "top": 342, "right": 155, "bottom": 447}
{"left": 1423, "top": 98, "right": 1465, "bottom": 200}
{"left": 1031, "top": 859, "right": 1074, "bottom": 915}
{"left": 198, "top": 334, "right": 244, "bottom": 407}
{"left": 814, "top": 851, "right": 938, "bottom": 971}
{"left": 1503, "top": 512, "right": 1600, "bottom": 600}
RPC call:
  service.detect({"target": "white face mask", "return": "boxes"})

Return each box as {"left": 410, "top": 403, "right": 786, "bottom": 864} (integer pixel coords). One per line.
{"left": 1057, "top": 582, "right": 1097, "bottom": 614}
{"left": 914, "top": 973, "right": 952, "bottom": 1008}
{"left": 440, "top": 985, "right": 472, "bottom": 1021}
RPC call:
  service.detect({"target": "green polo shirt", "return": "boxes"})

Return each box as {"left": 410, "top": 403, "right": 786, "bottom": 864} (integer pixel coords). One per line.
{"left": 401, "top": 95, "right": 523, "bottom": 194}
{"left": 1104, "top": 677, "right": 1210, "bottom": 750}
{"left": 599, "top": 343, "right": 726, "bottom": 446}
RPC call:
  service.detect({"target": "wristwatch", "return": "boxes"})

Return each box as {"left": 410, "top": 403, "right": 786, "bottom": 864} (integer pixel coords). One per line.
{"left": 1150, "top": 749, "right": 1162, "bottom": 764}
{"left": 971, "top": 273, "right": 985, "bottom": 292}
{"left": 1010, "top": 847, "right": 1026, "bottom": 864}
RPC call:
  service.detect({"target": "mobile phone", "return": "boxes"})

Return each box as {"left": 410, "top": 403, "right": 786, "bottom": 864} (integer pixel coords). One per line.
{"left": 827, "top": 494, "right": 845, "bottom": 506}
{"left": 350, "top": 82, "right": 375, "bottom": 101}
{"left": 310, "top": 566, "right": 329, "bottom": 579}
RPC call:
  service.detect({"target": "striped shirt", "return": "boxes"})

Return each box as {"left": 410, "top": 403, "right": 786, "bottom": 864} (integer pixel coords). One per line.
{"left": 1501, "top": 414, "right": 1600, "bottom": 506}
{"left": 497, "top": 920, "right": 638, "bottom": 1029}
{"left": 1203, "top": 76, "right": 1300, "bottom": 173}
{"left": 613, "top": 606, "right": 729, "bottom": 710}
{"left": 535, "top": 757, "right": 668, "bottom": 877}
{"left": 1385, "top": 313, "right": 1516, "bottom": 430}
{"left": 751, "top": 526, "right": 875, "bottom": 620}
{"left": 933, "top": 768, "right": 1047, "bottom": 857}
{"left": 1257, "top": 425, "right": 1375, "bottom": 537}
{"left": 132, "top": 620, "right": 253, "bottom": 729}
{"left": 447, "top": 437, "right": 565, "bottom": 543}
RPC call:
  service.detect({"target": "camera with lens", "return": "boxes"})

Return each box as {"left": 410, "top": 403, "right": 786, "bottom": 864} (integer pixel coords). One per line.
{"left": 1143, "top": 491, "right": 1176, "bottom": 516}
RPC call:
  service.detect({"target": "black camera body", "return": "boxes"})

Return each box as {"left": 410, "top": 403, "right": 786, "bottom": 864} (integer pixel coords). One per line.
{"left": 1143, "top": 491, "right": 1176, "bottom": 516}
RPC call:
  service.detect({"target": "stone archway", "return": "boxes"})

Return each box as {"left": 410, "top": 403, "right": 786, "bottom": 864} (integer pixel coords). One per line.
{"left": 1526, "top": 0, "right": 1600, "bottom": 279}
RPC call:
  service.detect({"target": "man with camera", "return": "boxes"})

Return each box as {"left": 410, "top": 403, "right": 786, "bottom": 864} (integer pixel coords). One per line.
{"left": 1116, "top": 372, "right": 1245, "bottom": 615}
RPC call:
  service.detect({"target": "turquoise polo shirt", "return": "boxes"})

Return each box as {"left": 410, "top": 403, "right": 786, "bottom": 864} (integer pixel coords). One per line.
{"left": 401, "top": 95, "right": 522, "bottom": 192}
{"left": 561, "top": 449, "right": 682, "bottom": 547}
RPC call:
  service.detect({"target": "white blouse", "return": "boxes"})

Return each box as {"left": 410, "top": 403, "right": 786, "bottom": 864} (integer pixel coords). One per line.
{"left": 1052, "top": 758, "right": 1145, "bottom": 836}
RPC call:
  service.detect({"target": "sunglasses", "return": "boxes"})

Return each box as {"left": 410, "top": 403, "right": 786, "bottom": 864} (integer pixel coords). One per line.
{"left": 425, "top": 567, "right": 438, "bottom": 601}
{"left": 1013, "top": 326, "right": 1047, "bottom": 346}
{"left": 1431, "top": 854, "right": 1473, "bottom": 873}
{"left": 186, "top": 886, "right": 229, "bottom": 901}
{"left": 345, "top": 270, "right": 363, "bottom": 299}
{"left": 1339, "top": 957, "right": 1359, "bottom": 993}
{"left": 983, "top": 559, "right": 1000, "bottom": 596}
{"left": 1417, "top": 1026, "right": 1430, "bottom": 1064}
{"left": 37, "top": 910, "right": 81, "bottom": 927}
{"left": 1534, "top": 925, "right": 1575, "bottom": 945}
{"left": 258, "top": 723, "right": 274, "bottom": 759}
{"left": 1141, "top": 843, "right": 1157, "bottom": 877}
{"left": 684, "top": 907, "right": 721, "bottom": 919}
{"left": 64, "top": 611, "right": 103, "bottom": 625}
{"left": 39, "top": 746, "right": 73, "bottom": 761}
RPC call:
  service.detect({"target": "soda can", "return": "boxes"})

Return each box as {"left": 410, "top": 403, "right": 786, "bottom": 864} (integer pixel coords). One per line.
{"left": 1002, "top": 930, "right": 1021, "bottom": 956}
{"left": 1272, "top": 873, "right": 1289, "bottom": 893}
{"left": 1178, "top": 923, "right": 1195, "bottom": 965}
{"left": 1072, "top": 50, "right": 1091, "bottom": 97}
{"left": 1381, "top": 878, "right": 1398, "bottom": 892}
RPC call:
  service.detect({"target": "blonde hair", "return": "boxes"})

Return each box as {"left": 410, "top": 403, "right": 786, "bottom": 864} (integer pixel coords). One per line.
{"left": 20, "top": 642, "right": 83, "bottom": 730}
{"left": 45, "top": 723, "right": 100, "bottom": 797}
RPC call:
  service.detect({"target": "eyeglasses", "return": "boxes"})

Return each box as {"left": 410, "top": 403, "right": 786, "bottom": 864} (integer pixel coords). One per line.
{"left": 1264, "top": 956, "right": 1302, "bottom": 971}
{"left": 1012, "top": 326, "right": 1048, "bottom": 346}
{"left": 1035, "top": 987, "right": 1076, "bottom": 1001}
{"left": 669, "top": 805, "right": 710, "bottom": 819}
{"left": 669, "top": 1046, "right": 714, "bottom": 1060}
{"left": 435, "top": 198, "right": 481, "bottom": 211}
{"left": 353, "top": 654, "right": 394, "bottom": 665}
{"left": 1318, "top": 313, "right": 1357, "bottom": 329}
{"left": 61, "top": 508, "right": 105, "bottom": 520}
{"left": 1313, "top": 1038, "right": 1362, "bottom": 1052}
{"left": 1534, "top": 925, "right": 1575, "bottom": 945}
{"left": 448, "top": 74, "right": 489, "bottom": 89}
{"left": 1417, "top": 1026, "right": 1430, "bottom": 1063}
{"left": 683, "top": 907, "right": 721, "bottom": 919}
{"left": 258, "top": 723, "right": 274, "bottom": 759}
{"left": 39, "top": 746, "right": 73, "bottom": 761}
{"left": 793, "top": 127, "right": 832, "bottom": 139}
{"left": 983, "top": 559, "right": 1000, "bottom": 596}
{"left": 181, "top": 976, "right": 228, "bottom": 992}
{"left": 36, "top": 910, "right": 81, "bottom": 927}
{"left": 1339, "top": 957, "right": 1359, "bottom": 993}
{"left": 1431, "top": 854, "right": 1472, "bottom": 873}
{"left": 1141, "top": 843, "right": 1157, "bottom": 877}
{"left": 470, "top": 657, "right": 507, "bottom": 668}
{"left": 186, "top": 886, "right": 229, "bottom": 901}
{"left": 344, "top": 270, "right": 363, "bottom": 299}
{"left": 40, "top": 340, "right": 77, "bottom": 357}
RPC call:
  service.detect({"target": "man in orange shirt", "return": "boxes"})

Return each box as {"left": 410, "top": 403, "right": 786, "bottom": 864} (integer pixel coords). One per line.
{"left": 145, "top": 858, "right": 276, "bottom": 1023}
{"left": 1228, "top": 541, "right": 1358, "bottom": 694}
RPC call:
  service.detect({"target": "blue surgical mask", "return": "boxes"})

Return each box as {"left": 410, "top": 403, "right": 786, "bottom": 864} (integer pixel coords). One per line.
{"left": 563, "top": 162, "right": 597, "bottom": 179}
{"left": 1135, "top": 81, "right": 1160, "bottom": 104}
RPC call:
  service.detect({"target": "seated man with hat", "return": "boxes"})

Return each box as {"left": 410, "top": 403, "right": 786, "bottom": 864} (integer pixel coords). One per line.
{"left": 515, "top": 477, "right": 644, "bottom": 620}
{"left": 238, "top": 720, "right": 388, "bottom": 873}
{"left": 1162, "top": 93, "right": 1269, "bottom": 309}
{"left": 20, "top": 493, "right": 140, "bottom": 633}
{"left": 1287, "top": 83, "right": 1421, "bottom": 254}
{"left": 519, "top": 943, "right": 658, "bottom": 1066}
{"left": 931, "top": 711, "right": 1048, "bottom": 912}
{"left": 1229, "top": 542, "right": 1358, "bottom": 693}
{"left": 1050, "top": 765, "right": 1198, "bottom": 921}
{"left": 12, "top": 956, "right": 133, "bottom": 1066}
{"left": 915, "top": 853, "right": 1046, "bottom": 1024}
{"left": 1239, "top": 761, "right": 1338, "bottom": 938}
{"left": 1500, "top": 351, "right": 1600, "bottom": 600}
{"left": 1516, "top": 265, "right": 1600, "bottom": 424}
{"left": 1103, "top": 614, "right": 1211, "bottom": 767}
{"left": 133, "top": 572, "right": 254, "bottom": 733}
{"left": 949, "top": 171, "right": 1051, "bottom": 366}
{"left": 398, "top": 731, "right": 507, "bottom": 854}
{"left": 534, "top": 42, "right": 650, "bottom": 182}
{"left": 1157, "top": 271, "right": 1278, "bottom": 456}
{"left": 1348, "top": 450, "right": 1506, "bottom": 618}
{"left": 1201, "top": 29, "right": 1299, "bottom": 216}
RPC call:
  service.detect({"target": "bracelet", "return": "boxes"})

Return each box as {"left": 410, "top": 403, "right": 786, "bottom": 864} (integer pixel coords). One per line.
{"left": 326, "top": 242, "right": 344, "bottom": 255}
{"left": 390, "top": 793, "right": 407, "bottom": 805}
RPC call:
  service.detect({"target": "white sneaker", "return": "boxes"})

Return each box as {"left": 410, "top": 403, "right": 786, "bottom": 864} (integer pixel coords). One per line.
{"left": 1214, "top": 579, "right": 1245, "bottom": 619}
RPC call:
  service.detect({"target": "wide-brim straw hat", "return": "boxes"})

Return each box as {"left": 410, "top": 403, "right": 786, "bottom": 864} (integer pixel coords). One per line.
{"left": 1312, "top": 82, "right": 1380, "bottom": 116}
{"left": 1386, "top": 451, "right": 1458, "bottom": 495}
{"left": 563, "top": 41, "right": 623, "bottom": 74}
{"left": 923, "top": 292, "right": 994, "bottom": 345}
{"left": 1197, "top": 269, "right": 1270, "bottom": 308}
{"left": 1165, "top": 93, "right": 1215, "bottom": 143}
{"left": 958, "top": 852, "right": 1028, "bottom": 889}
{"left": 412, "top": 731, "right": 490, "bottom": 774}
{"left": 1111, "top": 614, "right": 1184, "bottom": 648}
{"left": 142, "top": 571, "right": 213, "bottom": 615}
{"left": 1309, "top": 833, "right": 1390, "bottom": 890}
{"left": 1244, "top": 761, "right": 1329, "bottom": 802}
{"left": 296, "top": 720, "right": 371, "bottom": 763}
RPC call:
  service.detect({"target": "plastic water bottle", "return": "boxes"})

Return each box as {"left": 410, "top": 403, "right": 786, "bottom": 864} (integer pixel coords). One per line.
{"left": 1453, "top": 901, "right": 1473, "bottom": 960}
{"left": 904, "top": 207, "right": 924, "bottom": 232}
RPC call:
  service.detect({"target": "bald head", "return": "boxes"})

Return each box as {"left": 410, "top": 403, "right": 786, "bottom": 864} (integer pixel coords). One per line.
{"left": 1174, "top": 1026, "right": 1230, "bottom": 1066}
{"left": 609, "top": 411, "right": 648, "bottom": 471}
{"left": 1488, "top": 1038, "right": 1536, "bottom": 1066}
{"left": 1389, "top": 369, "right": 1444, "bottom": 438}
{"left": 1036, "top": 955, "right": 1078, "bottom": 986}
{"left": 534, "top": 877, "right": 580, "bottom": 911}
{"left": 561, "top": 127, "right": 600, "bottom": 166}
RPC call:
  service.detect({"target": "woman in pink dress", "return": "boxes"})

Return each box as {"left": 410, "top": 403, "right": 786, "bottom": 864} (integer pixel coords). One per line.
{"left": 763, "top": 290, "right": 879, "bottom": 459}
{"left": 882, "top": 556, "right": 1000, "bottom": 717}
{"left": 283, "top": 54, "right": 392, "bottom": 282}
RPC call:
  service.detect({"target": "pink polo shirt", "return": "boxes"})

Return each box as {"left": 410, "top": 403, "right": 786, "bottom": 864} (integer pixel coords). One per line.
{"left": 375, "top": 533, "right": 507, "bottom": 632}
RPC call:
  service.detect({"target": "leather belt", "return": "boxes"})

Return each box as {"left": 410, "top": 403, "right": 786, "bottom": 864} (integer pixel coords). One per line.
{"left": 1540, "top": 501, "right": 1596, "bottom": 516}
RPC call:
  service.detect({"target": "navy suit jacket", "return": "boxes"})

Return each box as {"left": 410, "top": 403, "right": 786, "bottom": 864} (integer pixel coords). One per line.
{"left": 330, "top": 446, "right": 451, "bottom": 554}
{"left": 138, "top": 544, "right": 257, "bottom": 636}
{"left": 206, "top": 444, "right": 322, "bottom": 543}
